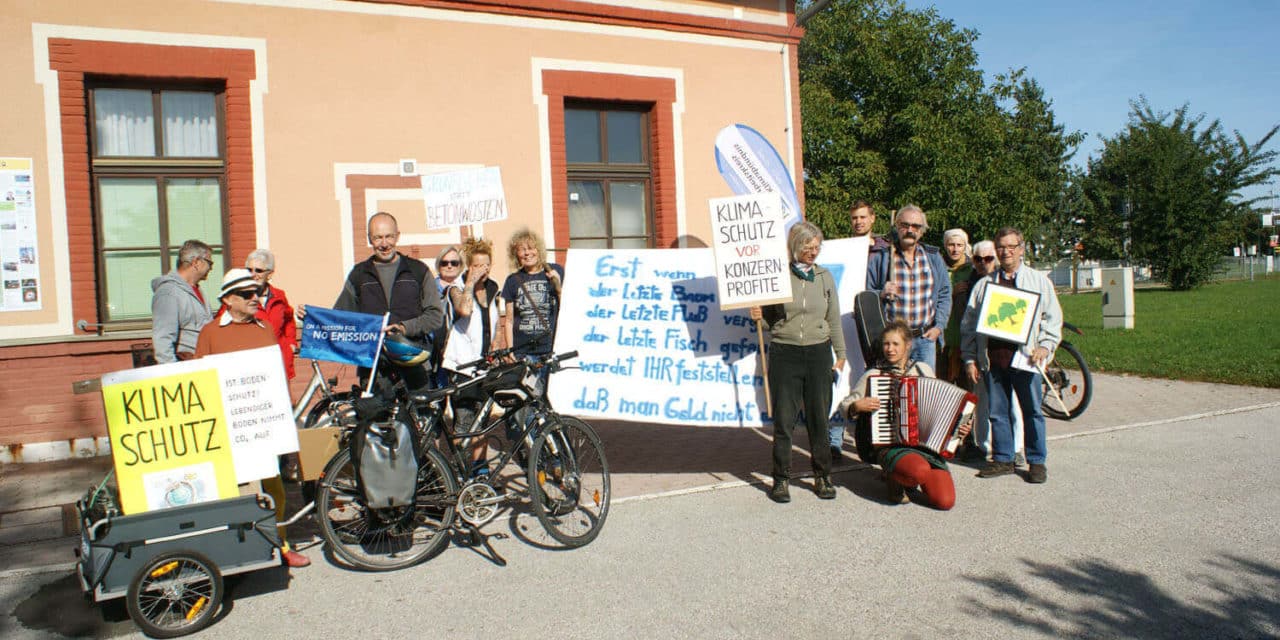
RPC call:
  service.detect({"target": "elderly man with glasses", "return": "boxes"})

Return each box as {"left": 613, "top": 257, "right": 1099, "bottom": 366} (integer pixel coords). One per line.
{"left": 194, "top": 268, "right": 312, "bottom": 568}
{"left": 150, "top": 239, "right": 214, "bottom": 363}
{"left": 866, "top": 205, "right": 952, "bottom": 371}
{"left": 961, "top": 227, "right": 1062, "bottom": 484}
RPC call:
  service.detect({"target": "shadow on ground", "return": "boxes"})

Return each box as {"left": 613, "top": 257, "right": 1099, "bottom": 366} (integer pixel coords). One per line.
{"left": 963, "top": 554, "right": 1280, "bottom": 638}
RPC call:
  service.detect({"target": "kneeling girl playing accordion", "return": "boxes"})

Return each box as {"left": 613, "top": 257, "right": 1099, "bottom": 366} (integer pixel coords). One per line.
{"left": 839, "top": 320, "right": 958, "bottom": 510}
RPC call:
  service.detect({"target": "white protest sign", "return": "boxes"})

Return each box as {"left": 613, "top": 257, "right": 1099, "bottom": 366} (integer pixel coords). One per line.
{"left": 550, "top": 245, "right": 871, "bottom": 428}
{"left": 549, "top": 248, "right": 768, "bottom": 427}
{"left": 822, "top": 236, "right": 870, "bottom": 425}
{"left": 215, "top": 346, "right": 299, "bottom": 479}
{"left": 421, "top": 166, "right": 508, "bottom": 230}
{"left": 708, "top": 194, "right": 791, "bottom": 310}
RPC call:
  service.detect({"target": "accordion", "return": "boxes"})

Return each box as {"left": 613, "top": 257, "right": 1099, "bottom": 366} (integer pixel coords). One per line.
{"left": 864, "top": 375, "right": 977, "bottom": 458}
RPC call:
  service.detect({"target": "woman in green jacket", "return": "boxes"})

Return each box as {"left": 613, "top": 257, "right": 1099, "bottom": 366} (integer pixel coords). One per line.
{"left": 750, "top": 221, "right": 846, "bottom": 503}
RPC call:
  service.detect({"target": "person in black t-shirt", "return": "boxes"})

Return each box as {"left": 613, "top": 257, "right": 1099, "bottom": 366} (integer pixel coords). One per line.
{"left": 500, "top": 229, "right": 563, "bottom": 357}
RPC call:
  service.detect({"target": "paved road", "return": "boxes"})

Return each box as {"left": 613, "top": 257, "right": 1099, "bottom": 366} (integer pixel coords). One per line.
{"left": 3, "top": 402, "right": 1277, "bottom": 639}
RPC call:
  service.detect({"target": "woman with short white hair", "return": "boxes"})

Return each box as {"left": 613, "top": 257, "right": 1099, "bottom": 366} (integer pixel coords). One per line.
{"left": 245, "top": 248, "right": 298, "bottom": 379}
{"left": 749, "top": 221, "right": 847, "bottom": 503}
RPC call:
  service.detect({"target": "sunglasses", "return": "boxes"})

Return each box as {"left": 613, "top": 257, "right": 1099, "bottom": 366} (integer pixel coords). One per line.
{"left": 976, "top": 256, "right": 996, "bottom": 263}
{"left": 229, "top": 287, "right": 266, "bottom": 299}
{"left": 248, "top": 267, "right": 271, "bottom": 274}
{"left": 439, "top": 260, "right": 461, "bottom": 267}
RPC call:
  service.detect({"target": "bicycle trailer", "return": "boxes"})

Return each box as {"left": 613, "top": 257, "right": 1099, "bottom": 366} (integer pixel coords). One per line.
{"left": 76, "top": 490, "right": 281, "bottom": 638}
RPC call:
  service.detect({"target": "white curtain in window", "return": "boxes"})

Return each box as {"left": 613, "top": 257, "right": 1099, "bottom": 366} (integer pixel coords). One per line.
{"left": 162, "top": 92, "right": 218, "bottom": 157}
{"left": 94, "top": 89, "right": 155, "bottom": 156}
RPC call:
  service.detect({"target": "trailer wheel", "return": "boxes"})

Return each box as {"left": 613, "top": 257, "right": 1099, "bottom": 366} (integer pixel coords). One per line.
{"left": 126, "top": 550, "right": 223, "bottom": 638}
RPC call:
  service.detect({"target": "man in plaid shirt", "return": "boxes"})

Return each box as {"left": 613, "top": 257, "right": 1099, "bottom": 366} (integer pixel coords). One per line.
{"left": 865, "top": 205, "right": 952, "bottom": 370}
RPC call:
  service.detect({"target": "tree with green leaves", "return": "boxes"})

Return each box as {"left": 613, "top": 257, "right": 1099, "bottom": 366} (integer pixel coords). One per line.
{"left": 798, "top": 0, "right": 1080, "bottom": 255}
{"left": 1082, "top": 99, "right": 1279, "bottom": 289}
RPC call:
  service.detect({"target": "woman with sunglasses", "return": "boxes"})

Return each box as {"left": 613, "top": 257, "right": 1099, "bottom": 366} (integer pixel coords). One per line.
{"left": 432, "top": 246, "right": 465, "bottom": 384}
{"left": 245, "top": 248, "right": 298, "bottom": 379}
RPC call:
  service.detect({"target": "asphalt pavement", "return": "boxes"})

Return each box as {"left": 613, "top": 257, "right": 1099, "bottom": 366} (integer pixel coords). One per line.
{"left": 1, "top": 373, "right": 1278, "bottom": 638}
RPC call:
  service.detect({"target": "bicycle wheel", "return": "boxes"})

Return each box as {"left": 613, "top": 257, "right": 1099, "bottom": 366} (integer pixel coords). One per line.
{"left": 315, "top": 447, "right": 457, "bottom": 571}
{"left": 1042, "top": 341, "right": 1093, "bottom": 420}
{"left": 126, "top": 550, "right": 223, "bottom": 638}
{"left": 527, "top": 415, "right": 610, "bottom": 547}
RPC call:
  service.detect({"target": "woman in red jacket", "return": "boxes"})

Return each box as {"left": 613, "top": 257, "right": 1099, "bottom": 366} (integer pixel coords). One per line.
{"left": 246, "top": 248, "right": 298, "bottom": 379}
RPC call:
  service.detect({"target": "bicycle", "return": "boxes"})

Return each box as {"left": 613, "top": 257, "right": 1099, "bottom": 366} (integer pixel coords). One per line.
{"left": 1041, "top": 321, "right": 1093, "bottom": 420}
{"left": 313, "top": 349, "right": 610, "bottom": 571}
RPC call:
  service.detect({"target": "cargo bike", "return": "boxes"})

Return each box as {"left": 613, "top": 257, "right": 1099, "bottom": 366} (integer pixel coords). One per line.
{"left": 75, "top": 483, "right": 285, "bottom": 638}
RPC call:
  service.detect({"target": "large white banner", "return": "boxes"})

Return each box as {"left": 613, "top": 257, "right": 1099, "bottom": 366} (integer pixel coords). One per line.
{"left": 550, "top": 242, "right": 872, "bottom": 427}
{"left": 708, "top": 194, "right": 791, "bottom": 310}
{"left": 549, "top": 249, "right": 767, "bottom": 427}
{"left": 421, "top": 166, "right": 508, "bottom": 230}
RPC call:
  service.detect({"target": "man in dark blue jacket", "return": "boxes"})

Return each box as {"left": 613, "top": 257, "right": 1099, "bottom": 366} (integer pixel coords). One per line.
{"left": 865, "top": 204, "right": 951, "bottom": 371}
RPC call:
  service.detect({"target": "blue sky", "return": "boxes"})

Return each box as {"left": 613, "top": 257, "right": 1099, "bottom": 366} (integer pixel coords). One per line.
{"left": 902, "top": 0, "right": 1280, "bottom": 206}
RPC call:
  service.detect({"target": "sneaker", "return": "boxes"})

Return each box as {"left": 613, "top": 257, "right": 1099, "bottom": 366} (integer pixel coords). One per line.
{"left": 977, "top": 461, "right": 1016, "bottom": 478}
{"left": 1014, "top": 452, "right": 1027, "bottom": 467}
{"left": 1027, "top": 463, "right": 1047, "bottom": 484}
{"left": 281, "top": 549, "right": 311, "bottom": 568}
{"left": 768, "top": 479, "right": 791, "bottom": 503}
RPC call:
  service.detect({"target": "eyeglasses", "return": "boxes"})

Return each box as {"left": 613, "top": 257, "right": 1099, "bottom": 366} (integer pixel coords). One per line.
{"left": 199, "top": 257, "right": 214, "bottom": 267}
{"left": 439, "top": 260, "right": 461, "bottom": 267}
{"left": 995, "top": 244, "right": 1022, "bottom": 252}
{"left": 248, "top": 267, "right": 271, "bottom": 274}
{"left": 897, "top": 222, "right": 924, "bottom": 230}
{"left": 976, "top": 256, "right": 996, "bottom": 263}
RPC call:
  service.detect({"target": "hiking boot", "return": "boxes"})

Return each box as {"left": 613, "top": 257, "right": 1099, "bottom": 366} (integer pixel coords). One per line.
{"left": 768, "top": 479, "right": 791, "bottom": 503}
{"left": 1027, "top": 463, "right": 1048, "bottom": 484}
{"left": 1014, "top": 452, "right": 1027, "bottom": 467}
{"left": 959, "top": 443, "right": 987, "bottom": 463}
{"left": 977, "top": 461, "right": 1016, "bottom": 478}
{"left": 814, "top": 476, "right": 836, "bottom": 500}
{"left": 281, "top": 549, "right": 311, "bottom": 568}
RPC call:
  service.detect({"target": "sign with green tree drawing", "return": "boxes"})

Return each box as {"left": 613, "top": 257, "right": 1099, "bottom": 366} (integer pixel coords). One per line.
{"left": 975, "top": 285, "right": 1041, "bottom": 345}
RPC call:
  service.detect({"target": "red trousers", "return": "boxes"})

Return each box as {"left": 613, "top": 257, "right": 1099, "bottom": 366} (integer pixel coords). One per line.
{"left": 889, "top": 452, "right": 956, "bottom": 510}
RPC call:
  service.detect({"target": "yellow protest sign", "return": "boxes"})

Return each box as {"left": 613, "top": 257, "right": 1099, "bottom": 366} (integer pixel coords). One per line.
{"left": 975, "top": 284, "right": 1041, "bottom": 345}
{"left": 103, "top": 368, "right": 239, "bottom": 514}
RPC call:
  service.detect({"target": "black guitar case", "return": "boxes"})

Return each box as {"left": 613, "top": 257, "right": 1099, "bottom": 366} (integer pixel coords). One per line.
{"left": 853, "top": 290, "right": 887, "bottom": 366}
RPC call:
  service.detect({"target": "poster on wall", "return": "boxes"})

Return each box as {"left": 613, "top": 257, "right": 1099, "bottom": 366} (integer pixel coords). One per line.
{"left": 101, "top": 346, "right": 298, "bottom": 514}
{"left": 0, "top": 157, "right": 40, "bottom": 311}
{"left": 707, "top": 194, "right": 791, "bottom": 310}
{"left": 421, "top": 166, "right": 508, "bottom": 230}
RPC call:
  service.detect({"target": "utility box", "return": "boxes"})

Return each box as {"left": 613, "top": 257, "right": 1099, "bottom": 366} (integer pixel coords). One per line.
{"left": 1101, "top": 267, "right": 1134, "bottom": 329}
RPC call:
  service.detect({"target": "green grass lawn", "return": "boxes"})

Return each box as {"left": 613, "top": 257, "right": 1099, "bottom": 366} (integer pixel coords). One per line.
{"left": 1056, "top": 275, "right": 1280, "bottom": 388}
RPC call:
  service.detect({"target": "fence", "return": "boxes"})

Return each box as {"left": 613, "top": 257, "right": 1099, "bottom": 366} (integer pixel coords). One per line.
{"left": 1035, "top": 256, "right": 1275, "bottom": 291}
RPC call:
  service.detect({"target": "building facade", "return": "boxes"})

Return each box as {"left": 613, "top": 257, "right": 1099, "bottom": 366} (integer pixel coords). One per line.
{"left": 0, "top": 0, "right": 805, "bottom": 461}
